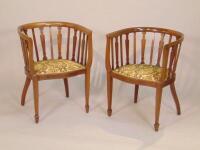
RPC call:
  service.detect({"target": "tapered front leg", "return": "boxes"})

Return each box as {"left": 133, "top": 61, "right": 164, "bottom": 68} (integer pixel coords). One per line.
{"left": 154, "top": 87, "right": 163, "bottom": 131}
{"left": 63, "top": 78, "right": 69, "bottom": 97}
{"left": 134, "top": 85, "right": 139, "bottom": 103}
{"left": 21, "top": 77, "right": 31, "bottom": 106}
{"left": 33, "top": 77, "right": 39, "bottom": 123}
{"left": 85, "top": 70, "right": 90, "bottom": 113}
{"left": 107, "top": 73, "right": 113, "bottom": 117}
{"left": 170, "top": 83, "right": 181, "bottom": 115}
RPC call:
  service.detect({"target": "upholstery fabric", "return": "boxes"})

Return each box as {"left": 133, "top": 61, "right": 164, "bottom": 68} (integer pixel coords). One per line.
{"left": 34, "top": 59, "right": 85, "bottom": 75}
{"left": 113, "top": 64, "right": 168, "bottom": 82}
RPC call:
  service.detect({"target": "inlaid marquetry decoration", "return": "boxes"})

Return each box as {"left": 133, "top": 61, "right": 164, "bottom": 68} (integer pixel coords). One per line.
{"left": 105, "top": 27, "right": 184, "bottom": 131}
{"left": 18, "top": 21, "right": 93, "bottom": 123}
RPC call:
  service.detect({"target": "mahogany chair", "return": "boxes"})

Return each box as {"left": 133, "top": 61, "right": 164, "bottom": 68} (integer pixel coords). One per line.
{"left": 18, "top": 21, "right": 93, "bottom": 123}
{"left": 105, "top": 27, "right": 184, "bottom": 131}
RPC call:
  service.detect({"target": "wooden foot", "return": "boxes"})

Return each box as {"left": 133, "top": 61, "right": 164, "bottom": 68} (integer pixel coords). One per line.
{"left": 35, "top": 114, "right": 39, "bottom": 123}
{"left": 154, "top": 122, "right": 159, "bottom": 132}
{"left": 107, "top": 109, "right": 112, "bottom": 117}
{"left": 85, "top": 70, "right": 90, "bottom": 113}
{"left": 154, "top": 87, "right": 163, "bottom": 131}
{"left": 107, "top": 73, "right": 113, "bottom": 117}
{"left": 33, "top": 77, "right": 39, "bottom": 124}
{"left": 85, "top": 105, "right": 89, "bottom": 113}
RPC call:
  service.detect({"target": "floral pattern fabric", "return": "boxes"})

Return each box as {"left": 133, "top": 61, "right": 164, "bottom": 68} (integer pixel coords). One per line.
{"left": 113, "top": 64, "right": 168, "bottom": 82}
{"left": 34, "top": 59, "right": 85, "bottom": 75}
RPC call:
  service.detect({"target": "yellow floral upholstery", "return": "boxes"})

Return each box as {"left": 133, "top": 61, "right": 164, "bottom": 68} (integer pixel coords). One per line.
{"left": 113, "top": 64, "right": 168, "bottom": 82}
{"left": 34, "top": 59, "right": 85, "bottom": 75}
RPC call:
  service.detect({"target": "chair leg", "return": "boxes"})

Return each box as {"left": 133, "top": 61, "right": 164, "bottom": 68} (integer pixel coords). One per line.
{"left": 154, "top": 87, "right": 163, "bottom": 131}
{"left": 21, "top": 77, "right": 31, "bottom": 106}
{"left": 170, "top": 83, "right": 181, "bottom": 115}
{"left": 63, "top": 78, "right": 69, "bottom": 97}
{"left": 33, "top": 77, "right": 39, "bottom": 123}
{"left": 134, "top": 85, "right": 139, "bottom": 103}
{"left": 107, "top": 73, "right": 113, "bottom": 117}
{"left": 85, "top": 70, "right": 90, "bottom": 113}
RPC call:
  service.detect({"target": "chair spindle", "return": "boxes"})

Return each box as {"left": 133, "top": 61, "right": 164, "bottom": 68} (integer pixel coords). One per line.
{"left": 84, "top": 35, "right": 88, "bottom": 65}
{"left": 57, "top": 27, "right": 62, "bottom": 59}
{"left": 72, "top": 29, "right": 77, "bottom": 61}
{"left": 115, "top": 37, "right": 119, "bottom": 68}
{"left": 120, "top": 35, "right": 123, "bottom": 66}
{"left": 156, "top": 33, "right": 165, "bottom": 66}
{"left": 32, "top": 29, "right": 39, "bottom": 61}
{"left": 133, "top": 32, "right": 137, "bottom": 64}
{"left": 66, "top": 28, "right": 70, "bottom": 59}
{"left": 39, "top": 27, "right": 47, "bottom": 60}
{"left": 149, "top": 33, "right": 155, "bottom": 65}
{"left": 111, "top": 38, "right": 114, "bottom": 69}
{"left": 77, "top": 31, "right": 82, "bottom": 63}
{"left": 125, "top": 34, "right": 129, "bottom": 65}
{"left": 81, "top": 33, "right": 86, "bottom": 65}
{"left": 141, "top": 32, "right": 146, "bottom": 64}
{"left": 49, "top": 27, "right": 54, "bottom": 59}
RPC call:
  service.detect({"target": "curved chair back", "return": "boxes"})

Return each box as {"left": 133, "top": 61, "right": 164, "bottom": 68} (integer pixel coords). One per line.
{"left": 18, "top": 21, "right": 93, "bottom": 75}
{"left": 106, "top": 27, "right": 184, "bottom": 76}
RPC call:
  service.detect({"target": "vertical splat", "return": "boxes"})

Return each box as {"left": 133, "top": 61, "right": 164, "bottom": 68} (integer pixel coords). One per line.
{"left": 72, "top": 29, "right": 77, "bottom": 61}
{"left": 66, "top": 28, "right": 70, "bottom": 59}
{"left": 156, "top": 33, "right": 165, "bottom": 66}
{"left": 120, "top": 35, "right": 123, "bottom": 66}
{"left": 125, "top": 33, "right": 129, "bottom": 65}
{"left": 141, "top": 32, "right": 146, "bottom": 64}
{"left": 115, "top": 36, "right": 119, "bottom": 68}
{"left": 77, "top": 31, "right": 82, "bottom": 62}
{"left": 57, "top": 27, "right": 62, "bottom": 59}
{"left": 149, "top": 33, "right": 155, "bottom": 65}
{"left": 32, "top": 29, "right": 39, "bottom": 61}
{"left": 133, "top": 32, "right": 137, "bottom": 64}
{"left": 39, "top": 27, "right": 47, "bottom": 60}
{"left": 111, "top": 38, "right": 114, "bottom": 69}
{"left": 84, "top": 35, "right": 88, "bottom": 65}
{"left": 49, "top": 27, "right": 54, "bottom": 59}
{"left": 81, "top": 33, "right": 86, "bottom": 64}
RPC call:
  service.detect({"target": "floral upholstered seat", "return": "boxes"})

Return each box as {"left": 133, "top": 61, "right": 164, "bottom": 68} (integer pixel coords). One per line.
{"left": 106, "top": 27, "right": 184, "bottom": 131}
{"left": 113, "top": 64, "right": 168, "bottom": 82}
{"left": 34, "top": 59, "right": 85, "bottom": 75}
{"left": 18, "top": 21, "right": 92, "bottom": 123}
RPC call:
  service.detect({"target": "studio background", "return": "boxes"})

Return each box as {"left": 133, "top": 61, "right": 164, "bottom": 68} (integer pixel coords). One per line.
{"left": 0, "top": 0, "right": 200, "bottom": 149}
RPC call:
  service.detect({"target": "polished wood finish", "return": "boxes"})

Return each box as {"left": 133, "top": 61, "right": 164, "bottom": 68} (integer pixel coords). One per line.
{"left": 63, "top": 78, "right": 69, "bottom": 97}
{"left": 105, "top": 27, "right": 184, "bottom": 131}
{"left": 18, "top": 21, "right": 93, "bottom": 123}
{"left": 125, "top": 34, "right": 129, "bottom": 65}
{"left": 134, "top": 85, "right": 139, "bottom": 103}
{"left": 21, "top": 77, "right": 31, "bottom": 106}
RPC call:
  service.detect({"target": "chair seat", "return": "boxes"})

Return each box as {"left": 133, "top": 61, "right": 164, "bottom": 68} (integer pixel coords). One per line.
{"left": 34, "top": 59, "right": 85, "bottom": 75}
{"left": 113, "top": 64, "right": 168, "bottom": 82}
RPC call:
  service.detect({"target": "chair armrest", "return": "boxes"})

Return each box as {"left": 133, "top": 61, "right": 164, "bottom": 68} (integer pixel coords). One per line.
{"left": 162, "top": 37, "right": 183, "bottom": 72}
{"left": 18, "top": 30, "right": 34, "bottom": 75}
{"left": 105, "top": 36, "right": 112, "bottom": 72}
{"left": 85, "top": 33, "right": 93, "bottom": 69}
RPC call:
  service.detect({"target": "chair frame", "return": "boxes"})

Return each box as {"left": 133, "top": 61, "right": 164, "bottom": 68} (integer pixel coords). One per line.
{"left": 18, "top": 21, "right": 93, "bottom": 123}
{"left": 105, "top": 27, "right": 184, "bottom": 131}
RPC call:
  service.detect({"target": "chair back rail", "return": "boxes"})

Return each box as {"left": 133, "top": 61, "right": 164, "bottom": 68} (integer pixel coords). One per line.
{"left": 106, "top": 27, "right": 184, "bottom": 75}
{"left": 18, "top": 21, "right": 92, "bottom": 74}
